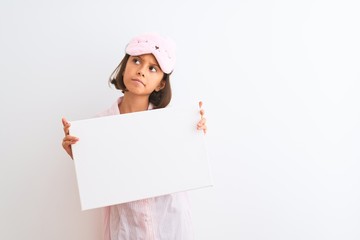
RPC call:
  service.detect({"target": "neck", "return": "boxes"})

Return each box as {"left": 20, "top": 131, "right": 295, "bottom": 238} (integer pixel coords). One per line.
{"left": 119, "top": 92, "right": 150, "bottom": 114}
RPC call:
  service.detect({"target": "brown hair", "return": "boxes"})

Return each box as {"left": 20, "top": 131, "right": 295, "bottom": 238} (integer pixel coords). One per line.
{"left": 109, "top": 54, "right": 172, "bottom": 109}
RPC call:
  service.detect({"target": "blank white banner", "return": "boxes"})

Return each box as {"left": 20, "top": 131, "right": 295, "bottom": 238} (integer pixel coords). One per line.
{"left": 70, "top": 104, "right": 213, "bottom": 210}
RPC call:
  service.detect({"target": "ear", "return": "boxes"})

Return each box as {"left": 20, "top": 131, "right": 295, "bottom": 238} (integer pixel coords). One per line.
{"left": 155, "top": 80, "right": 166, "bottom": 92}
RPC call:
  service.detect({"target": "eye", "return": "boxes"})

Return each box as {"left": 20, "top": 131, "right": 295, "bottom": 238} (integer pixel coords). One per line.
{"left": 149, "top": 66, "right": 157, "bottom": 72}
{"left": 132, "top": 58, "right": 140, "bottom": 65}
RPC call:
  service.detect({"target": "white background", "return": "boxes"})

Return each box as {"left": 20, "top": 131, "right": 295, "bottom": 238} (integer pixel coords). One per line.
{"left": 1, "top": 0, "right": 359, "bottom": 239}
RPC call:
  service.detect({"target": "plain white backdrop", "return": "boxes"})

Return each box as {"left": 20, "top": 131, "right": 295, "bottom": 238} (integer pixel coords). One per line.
{"left": 1, "top": 0, "right": 359, "bottom": 239}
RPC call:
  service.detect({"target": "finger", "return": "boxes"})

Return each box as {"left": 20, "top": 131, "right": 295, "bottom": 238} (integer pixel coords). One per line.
{"left": 197, "top": 124, "right": 206, "bottom": 129}
{"left": 62, "top": 140, "right": 70, "bottom": 149}
{"left": 65, "top": 138, "right": 78, "bottom": 144}
{"left": 63, "top": 126, "right": 70, "bottom": 136}
{"left": 62, "top": 140, "right": 69, "bottom": 147}
{"left": 197, "top": 117, "right": 206, "bottom": 126}
{"left": 200, "top": 109, "right": 205, "bottom": 118}
{"left": 62, "top": 139, "right": 78, "bottom": 149}
{"left": 62, "top": 119, "right": 71, "bottom": 135}
{"left": 197, "top": 120, "right": 207, "bottom": 128}
{"left": 199, "top": 101, "right": 203, "bottom": 109}
{"left": 63, "top": 135, "right": 79, "bottom": 142}
{"left": 63, "top": 139, "right": 78, "bottom": 150}
{"left": 197, "top": 118, "right": 207, "bottom": 133}
{"left": 203, "top": 126, "right": 207, "bottom": 134}
{"left": 197, "top": 124, "right": 207, "bottom": 134}
{"left": 62, "top": 117, "right": 69, "bottom": 127}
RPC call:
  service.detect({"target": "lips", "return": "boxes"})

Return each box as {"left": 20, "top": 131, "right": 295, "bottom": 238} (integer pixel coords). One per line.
{"left": 132, "top": 78, "right": 145, "bottom": 86}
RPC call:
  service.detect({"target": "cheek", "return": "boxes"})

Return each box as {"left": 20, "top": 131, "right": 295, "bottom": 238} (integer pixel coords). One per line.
{"left": 150, "top": 75, "right": 164, "bottom": 87}
{"left": 122, "top": 67, "right": 133, "bottom": 80}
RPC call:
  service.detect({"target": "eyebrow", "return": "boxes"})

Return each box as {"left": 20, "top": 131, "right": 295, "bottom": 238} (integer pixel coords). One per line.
{"left": 135, "top": 55, "right": 160, "bottom": 67}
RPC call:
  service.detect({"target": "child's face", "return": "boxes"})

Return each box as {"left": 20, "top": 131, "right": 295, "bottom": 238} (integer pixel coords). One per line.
{"left": 123, "top": 54, "right": 165, "bottom": 96}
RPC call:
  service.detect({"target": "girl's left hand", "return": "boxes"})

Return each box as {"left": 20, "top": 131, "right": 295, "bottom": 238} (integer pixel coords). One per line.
{"left": 197, "top": 101, "right": 207, "bottom": 134}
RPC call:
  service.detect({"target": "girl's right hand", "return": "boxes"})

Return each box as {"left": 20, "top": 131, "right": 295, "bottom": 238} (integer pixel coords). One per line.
{"left": 61, "top": 117, "right": 79, "bottom": 159}
{"left": 197, "top": 101, "right": 207, "bottom": 134}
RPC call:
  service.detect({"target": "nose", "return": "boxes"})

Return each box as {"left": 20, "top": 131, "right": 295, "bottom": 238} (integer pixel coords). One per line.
{"left": 137, "top": 66, "right": 145, "bottom": 77}
{"left": 137, "top": 71, "right": 145, "bottom": 77}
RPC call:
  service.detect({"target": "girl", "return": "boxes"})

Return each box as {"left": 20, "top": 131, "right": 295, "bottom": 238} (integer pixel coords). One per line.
{"left": 62, "top": 32, "right": 207, "bottom": 240}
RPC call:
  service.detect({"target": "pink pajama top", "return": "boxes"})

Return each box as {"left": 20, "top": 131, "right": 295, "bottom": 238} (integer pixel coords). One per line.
{"left": 96, "top": 97, "right": 194, "bottom": 240}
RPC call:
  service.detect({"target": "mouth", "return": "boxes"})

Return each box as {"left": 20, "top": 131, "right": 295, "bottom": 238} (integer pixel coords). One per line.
{"left": 132, "top": 78, "right": 145, "bottom": 86}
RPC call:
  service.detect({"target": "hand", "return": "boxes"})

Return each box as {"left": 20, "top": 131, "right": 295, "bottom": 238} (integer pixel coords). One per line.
{"left": 197, "top": 101, "right": 207, "bottom": 134}
{"left": 61, "top": 117, "right": 79, "bottom": 159}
